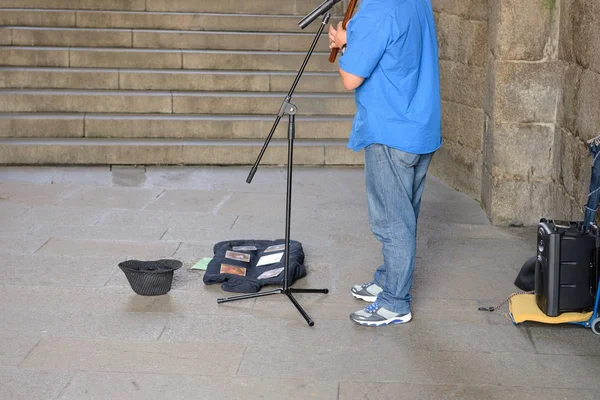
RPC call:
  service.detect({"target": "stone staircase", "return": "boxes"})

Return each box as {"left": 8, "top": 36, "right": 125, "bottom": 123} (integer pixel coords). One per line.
{"left": 0, "top": 0, "right": 359, "bottom": 166}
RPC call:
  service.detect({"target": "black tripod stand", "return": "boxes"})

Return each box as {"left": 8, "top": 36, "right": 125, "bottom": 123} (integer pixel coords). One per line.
{"left": 216, "top": 13, "right": 333, "bottom": 326}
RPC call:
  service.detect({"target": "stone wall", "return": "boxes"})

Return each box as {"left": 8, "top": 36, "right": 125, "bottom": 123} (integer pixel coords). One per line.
{"left": 555, "top": 0, "right": 600, "bottom": 222}
{"left": 429, "top": 0, "right": 488, "bottom": 201}
{"left": 432, "top": 0, "right": 600, "bottom": 226}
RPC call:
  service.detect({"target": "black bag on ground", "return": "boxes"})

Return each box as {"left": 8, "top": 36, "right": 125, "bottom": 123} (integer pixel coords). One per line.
{"left": 514, "top": 256, "right": 537, "bottom": 292}
{"left": 203, "top": 239, "right": 306, "bottom": 293}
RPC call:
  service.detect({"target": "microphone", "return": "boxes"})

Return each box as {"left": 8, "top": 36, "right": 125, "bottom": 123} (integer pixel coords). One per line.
{"left": 298, "top": 0, "right": 343, "bottom": 29}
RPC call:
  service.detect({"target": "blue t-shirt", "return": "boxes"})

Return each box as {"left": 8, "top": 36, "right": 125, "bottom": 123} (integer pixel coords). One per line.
{"left": 339, "top": 0, "right": 442, "bottom": 154}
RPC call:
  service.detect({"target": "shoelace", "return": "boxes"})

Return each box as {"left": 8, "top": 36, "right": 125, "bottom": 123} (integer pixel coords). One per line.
{"left": 365, "top": 302, "right": 379, "bottom": 313}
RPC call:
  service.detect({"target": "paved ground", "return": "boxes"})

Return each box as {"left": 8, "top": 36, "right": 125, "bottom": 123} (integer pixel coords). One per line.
{"left": 0, "top": 165, "right": 599, "bottom": 400}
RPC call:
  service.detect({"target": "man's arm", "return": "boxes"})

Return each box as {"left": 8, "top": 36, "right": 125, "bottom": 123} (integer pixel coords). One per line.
{"left": 329, "top": 22, "right": 364, "bottom": 91}
{"left": 339, "top": 68, "right": 365, "bottom": 91}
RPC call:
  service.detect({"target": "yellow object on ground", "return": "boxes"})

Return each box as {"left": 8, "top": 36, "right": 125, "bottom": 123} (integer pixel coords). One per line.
{"left": 507, "top": 294, "right": 593, "bottom": 324}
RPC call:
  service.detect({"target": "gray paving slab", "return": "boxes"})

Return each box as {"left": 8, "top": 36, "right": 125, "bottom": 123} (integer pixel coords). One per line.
{"left": 0, "top": 337, "right": 40, "bottom": 367}
{"left": 1, "top": 166, "right": 599, "bottom": 399}
{"left": 238, "top": 345, "right": 500, "bottom": 385}
{"left": 36, "top": 237, "right": 179, "bottom": 258}
{"left": 145, "top": 189, "right": 231, "bottom": 213}
{"left": 58, "top": 186, "right": 162, "bottom": 209}
{"left": 338, "top": 381, "right": 600, "bottom": 400}
{"left": 58, "top": 373, "right": 338, "bottom": 400}
{"left": 21, "top": 337, "right": 245, "bottom": 376}
{"left": 0, "top": 181, "right": 80, "bottom": 205}
{"left": 0, "top": 254, "right": 121, "bottom": 287}
{"left": 0, "top": 236, "right": 48, "bottom": 255}
{"left": 0, "top": 367, "right": 74, "bottom": 400}
{"left": 16, "top": 204, "right": 109, "bottom": 226}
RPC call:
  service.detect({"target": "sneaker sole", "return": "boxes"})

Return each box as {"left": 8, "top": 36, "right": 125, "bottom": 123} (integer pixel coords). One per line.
{"left": 350, "top": 292, "right": 377, "bottom": 302}
{"left": 350, "top": 313, "right": 412, "bottom": 327}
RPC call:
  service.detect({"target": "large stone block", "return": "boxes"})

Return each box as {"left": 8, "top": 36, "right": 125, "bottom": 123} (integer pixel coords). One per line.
{"left": 436, "top": 13, "right": 488, "bottom": 66}
{"left": 132, "top": 30, "right": 278, "bottom": 51}
{"left": 85, "top": 115, "right": 352, "bottom": 140}
{"left": 558, "top": 128, "right": 592, "bottom": 202}
{"left": 490, "top": 122, "right": 556, "bottom": 179}
{"left": 431, "top": 0, "right": 488, "bottom": 21}
{"left": 145, "top": 0, "right": 343, "bottom": 15}
{"left": 439, "top": 60, "right": 485, "bottom": 109}
{"left": 180, "top": 142, "right": 326, "bottom": 165}
{"left": 119, "top": 70, "right": 270, "bottom": 92}
{"left": 0, "top": 140, "right": 184, "bottom": 165}
{"left": 487, "top": 177, "right": 554, "bottom": 226}
{"left": 0, "top": 0, "right": 145, "bottom": 10}
{"left": 556, "top": 62, "right": 584, "bottom": 134}
{"left": 146, "top": 0, "right": 296, "bottom": 14}
{"left": 70, "top": 48, "right": 183, "bottom": 69}
{"left": 575, "top": 69, "right": 600, "bottom": 141}
{"left": 429, "top": 140, "right": 483, "bottom": 201}
{"left": 492, "top": 0, "right": 556, "bottom": 61}
{"left": 12, "top": 27, "right": 133, "bottom": 48}
{"left": 183, "top": 50, "right": 335, "bottom": 73}
{"left": 493, "top": 61, "right": 562, "bottom": 123}
{"left": 0, "top": 90, "right": 172, "bottom": 113}
{"left": 0, "top": 10, "right": 75, "bottom": 27}
{"left": 0, "top": 48, "right": 70, "bottom": 68}
{"left": 76, "top": 11, "right": 310, "bottom": 33}
{"left": 324, "top": 145, "right": 363, "bottom": 165}
{"left": 172, "top": 93, "right": 356, "bottom": 116}
{"left": 0, "top": 114, "right": 84, "bottom": 138}
{"left": 569, "top": 0, "right": 600, "bottom": 73}
{"left": 0, "top": 28, "right": 11, "bottom": 46}
{"left": 0, "top": 68, "right": 119, "bottom": 90}
{"left": 441, "top": 100, "right": 485, "bottom": 151}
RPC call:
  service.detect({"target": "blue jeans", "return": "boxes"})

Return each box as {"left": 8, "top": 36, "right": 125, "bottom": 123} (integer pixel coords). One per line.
{"left": 364, "top": 144, "right": 434, "bottom": 314}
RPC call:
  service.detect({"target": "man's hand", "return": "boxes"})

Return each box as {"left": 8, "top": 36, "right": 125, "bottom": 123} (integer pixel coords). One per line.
{"left": 328, "top": 21, "right": 347, "bottom": 50}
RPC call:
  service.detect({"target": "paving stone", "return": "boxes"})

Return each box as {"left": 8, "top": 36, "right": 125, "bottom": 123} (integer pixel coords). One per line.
{"left": 1, "top": 309, "right": 168, "bottom": 340}
{"left": 97, "top": 209, "right": 237, "bottom": 231}
{"left": 339, "top": 381, "right": 600, "bottom": 400}
{"left": 17, "top": 204, "right": 109, "bottom": 227}
{"left": 0, "top": 254, "right": 120, "bottom": 287}
{"left": 30, "top": 224, "right": 167, "bottom": 241}
{"left": 144, "top": 189, "right": 231, "bottom": 213}
{"left": 0, "top": 181, "right": 79, "bottom": 205}
{"left": 35, "top": 238, "right": 180, "bottom": 258}
{"left": 239, "top": 345, "right": 499, "bottom": 385}
{"left": 58, "top": 373, "right": 338, "bottom": 400}
{"left": 493, "top": 352, "right": 600, "bottom": 390}
{"left": 0, "top": 337, "right": 40, "bottom": 367}
{"left": 21, "top": 337, "right": 245, "bottom": 376}
{"left": 0, "top": 237, "right": 48, "bottom": 255}
{"left": 0, "top": 367, "right": 74, "bottom": 400}
{"left": 529, "top": 324, "right": 600, "bottom": 356}
{"left": 57, "top": 186, "right": 162, "bottom": 209}
{"left": 160, "top": 314, "right": 381, "bottom": 348}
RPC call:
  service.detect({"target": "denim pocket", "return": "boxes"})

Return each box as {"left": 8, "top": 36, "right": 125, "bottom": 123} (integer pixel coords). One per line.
{"left": 390, "top": 147, "right": 420, "bottom": 168}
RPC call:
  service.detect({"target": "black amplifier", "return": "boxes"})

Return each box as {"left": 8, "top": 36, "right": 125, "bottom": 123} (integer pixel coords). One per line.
{"left": 535, "top": 219, "right": 598, "bottom": 317}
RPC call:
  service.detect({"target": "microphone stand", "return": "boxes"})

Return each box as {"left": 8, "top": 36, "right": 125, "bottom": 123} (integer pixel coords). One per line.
{"left": 216, "top": 13, "right": 332, "bottom": 326}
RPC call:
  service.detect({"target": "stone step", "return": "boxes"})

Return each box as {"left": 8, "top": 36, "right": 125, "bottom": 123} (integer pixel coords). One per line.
{"left": 0, "top": 0, "right": 344, "bottom": 16}
{"left": 0, "top": 9, "right": 329, "bottom": 33}
{"left": 9, "top": 27, "right": 332, "bottom": 52}
{"left": 0, "top": 47, "right": 337, "bottom": 72}
{"left": 0, "top": 113, "right": 354, "bottom": 140}
{"left": 0, "top": 67, "right": 346, "bottom": 93}
{"left": 0, "top": 138, "right": 362, "bottom": 166}
{"left": 0, "top": 90, "right": 356, "bottom": 115}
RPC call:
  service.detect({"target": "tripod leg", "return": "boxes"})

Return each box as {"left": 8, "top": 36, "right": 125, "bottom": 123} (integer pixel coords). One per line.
{"left": 217, "top": 288, "right": 283, "bottom": 304}
{"left": 289, "top": 288, "right": 329, "bottom": 294}
{"left": 286, "top": 291, "right": 315, "bottom": 326}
